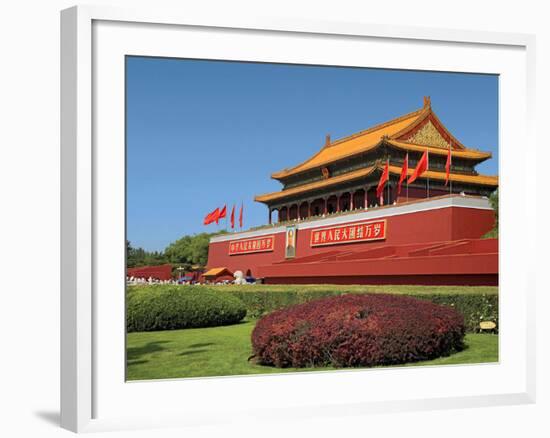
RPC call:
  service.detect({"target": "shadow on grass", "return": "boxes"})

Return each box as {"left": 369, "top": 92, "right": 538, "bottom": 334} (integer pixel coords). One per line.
{"left": 207, "top": 320, "right": 250, "bottom": 328}
{"left": 178, "top": 349, "right": 210, "bottom": 356}
{"left": 127, "top": 341, "right": 170, "bottom": 361}
{"left": 188, "top": 342, "right": 215, "bottom": 348}
{"left": 179, "top": 341, "right": 216, "bottom": 357}
{"left": 127, "top": 359, "right": 149, "bottom": 366}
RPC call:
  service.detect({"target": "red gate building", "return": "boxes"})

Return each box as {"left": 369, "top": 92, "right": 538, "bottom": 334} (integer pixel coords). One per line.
{"left": 207, "top": 98, "right": 498, "bottom": 285}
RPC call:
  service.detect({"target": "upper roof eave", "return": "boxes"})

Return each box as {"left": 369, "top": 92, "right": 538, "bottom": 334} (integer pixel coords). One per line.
{"left": 386, "top": 139, "right": 492, "bottom": 161}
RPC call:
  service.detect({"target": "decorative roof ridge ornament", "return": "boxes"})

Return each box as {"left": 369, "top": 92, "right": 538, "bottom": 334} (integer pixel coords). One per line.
{"left": 391, "top": 101, "right": 468, "bottom": 151}
{"left": 324, "top": 134, "right": 331, "bottom": 148}
{"left": 423, "top": 95, "right": 431, "bottom": 108}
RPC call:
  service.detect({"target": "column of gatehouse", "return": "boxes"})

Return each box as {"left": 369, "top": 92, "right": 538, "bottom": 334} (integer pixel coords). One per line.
{"left": 268, "top": 183, "right": 399, "bottom": 224}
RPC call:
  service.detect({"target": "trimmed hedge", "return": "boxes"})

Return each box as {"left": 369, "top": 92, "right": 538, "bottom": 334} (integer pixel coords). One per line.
{"left": 127, "top": 285, "right": 498, "bottom": 333}
{"left": 222, "top": 288, "right": 497, "bottom": 333}
{"left": 127, "top": 286, "right": 246, "bottom": 332}
{"left": 251, "top": 294, "right": 466, "bottom": 368}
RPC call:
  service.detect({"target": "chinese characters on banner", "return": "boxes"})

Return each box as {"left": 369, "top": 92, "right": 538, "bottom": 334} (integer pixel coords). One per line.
{"left": 310, "top": 220, "right": 387, "bottom": 247}
{"left": 229, "top": 235, "right": 275, "bottom": 255}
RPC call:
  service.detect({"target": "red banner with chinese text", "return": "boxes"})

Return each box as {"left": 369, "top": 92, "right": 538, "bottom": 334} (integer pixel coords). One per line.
{"left": 310, "top": 220, "right": 387, "bottom": 247}
{"left": 229, "top": 235, "right": 275, "bottom": 255}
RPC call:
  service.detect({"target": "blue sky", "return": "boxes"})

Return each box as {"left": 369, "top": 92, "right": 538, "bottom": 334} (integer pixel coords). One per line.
{"left": 126, "top": 57, "right": 498, "bottom": 251}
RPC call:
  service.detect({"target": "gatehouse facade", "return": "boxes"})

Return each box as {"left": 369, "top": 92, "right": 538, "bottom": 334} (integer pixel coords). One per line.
{"left": 206, "top": 98, "right": 499, "bottom": 285}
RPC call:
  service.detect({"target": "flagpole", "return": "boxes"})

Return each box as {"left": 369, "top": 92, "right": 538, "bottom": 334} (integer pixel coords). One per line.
{"left": 240, "top": 200, "right": 243, "bottom": 231}
{"left": 387, "top": 177, "right": 390, "bottom": 206}
{"left": 386, "top": 159, "right": 390, "bottom": 205}
{"left": 449, "top": 143, "right": 453, "bottom": 196}
{"left": 406, "top": 152, "right": 409, "bottom": 202}
{"left": 427, "top": 151, "right": 430, "bottom": 199}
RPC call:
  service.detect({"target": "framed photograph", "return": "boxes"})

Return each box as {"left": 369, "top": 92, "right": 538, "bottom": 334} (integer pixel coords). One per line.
{"left": 285, "top": 225, "right": 297, "bottom": 259}
{"left": 61, "top": 5, "right": 536, "bottom": 433}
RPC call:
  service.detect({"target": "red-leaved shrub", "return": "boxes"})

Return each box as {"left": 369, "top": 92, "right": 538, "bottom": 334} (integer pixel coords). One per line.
{"left": 251, "top": 294, "right": 465, "bottom": 368}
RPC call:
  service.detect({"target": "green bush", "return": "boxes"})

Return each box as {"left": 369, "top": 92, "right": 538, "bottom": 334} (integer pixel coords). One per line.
{"left": 219, "top": 286, "right": 497, "bottom": 333}
{"left": 127, "top": 286, "right": 246, "bottom": 332}
{"left": 127, "top": 284, "right": 497, "bottom": 333}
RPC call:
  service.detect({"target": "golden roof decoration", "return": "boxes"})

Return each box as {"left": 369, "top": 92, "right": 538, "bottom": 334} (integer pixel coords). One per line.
{"left": 405, "top": 120, "right": 450, "bottom": 148}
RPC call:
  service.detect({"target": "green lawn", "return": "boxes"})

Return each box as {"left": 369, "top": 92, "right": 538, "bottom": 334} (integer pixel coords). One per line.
{"left": 126, "top": 319, "right": 499, "bottom": 381}
{"left": 186, "top": 284, "right": 498, "bottom": 296}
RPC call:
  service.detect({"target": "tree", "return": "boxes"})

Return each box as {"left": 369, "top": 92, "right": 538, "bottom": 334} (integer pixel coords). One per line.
{"left": 483, "top": 190, "right": 498, "bottom": 238}
{"left": 164, "top": 231, "right": 226, "bottom": 269}
{"left": 127, "top": 240, "right": 167, "bottom": 268}
{"left": 489, "top": 189, "right": 498, "bottom": 228}
{"left": 127, "top": 231, "right": 225, "bottom": 270}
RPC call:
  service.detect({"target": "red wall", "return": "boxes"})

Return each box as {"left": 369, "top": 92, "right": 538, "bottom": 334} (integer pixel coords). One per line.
{"left": 264, "top": 274, "right": 497, "bottom": 286}
{"left": 451, "top": 207, "right": 496, "bottom": 240}
{"left": 127, "top": 264, "right": 173, "bottom": 280}
{"left": 207, "top": 204, "right": 495, "bottom": 277}
{"left": 258, "top": 244, "right": 498, "bottom": 286}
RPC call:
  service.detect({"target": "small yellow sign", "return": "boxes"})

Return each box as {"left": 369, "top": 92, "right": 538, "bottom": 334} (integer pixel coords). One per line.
{"left": 479, "top": 321, "right": 497, "bottom": 330}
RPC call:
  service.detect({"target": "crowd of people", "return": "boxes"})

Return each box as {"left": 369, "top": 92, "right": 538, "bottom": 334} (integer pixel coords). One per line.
{"left": 126, "top": 272, "right": 257, "bottom": 286}
{"left": 126, "top": 276, "right": 177, "bottom": 285}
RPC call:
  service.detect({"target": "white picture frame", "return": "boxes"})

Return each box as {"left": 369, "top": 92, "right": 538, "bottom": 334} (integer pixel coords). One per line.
{"left": 60, "top": 5, "right": 536, "bottom": 433}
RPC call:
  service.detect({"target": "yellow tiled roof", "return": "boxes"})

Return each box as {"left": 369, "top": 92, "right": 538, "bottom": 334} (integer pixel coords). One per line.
{"left": 256, "top": 163, "right": 498, "bottom": 204}
{"left": 255, "top": 166, "right": 377, "bottom": 203}
{"left": 271, "top": 103, "right": 492, "bottom": 179}
{"left": 387, "top": 140, "right": 492, "bottom": 160}
{"left": 387, "top": 165, "right": 499, "bottom": 186}
{"left": 271, "top": 109, "right": 423, "bottom": 179}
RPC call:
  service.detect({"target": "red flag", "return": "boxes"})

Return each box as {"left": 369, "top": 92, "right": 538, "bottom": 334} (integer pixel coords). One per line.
{"left": 397, "top": 153, "right": 408, "bottom": 196}
{"left": 445, "top": 144, "right": 451, "bottom": 186}
{"left": 203, "top": 211, "right": 212, "bottom": 225}
{"left": 211, "top": 207, "right": 220, "bottom": 224}
{"left": 204, "top": 207, "right": 219, "bottom": 225}
{"left": 239, "top": 202, "right": 243, "bottom": 228}
{"left": 408, "top": 150, "right": 428, "bottom": 185}
{"left": 230, "top": 204, "right": 235, "bottom": 229}
{"left": 217, "top": 205, "right": 227, "bottom": 224}
{"left": 376, "top": 160, "right": 389, "bottom": 199}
